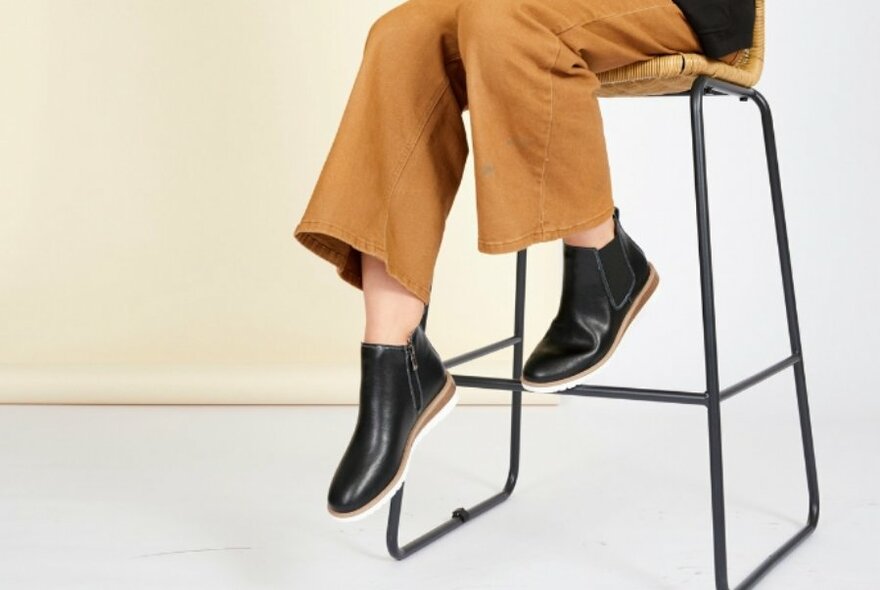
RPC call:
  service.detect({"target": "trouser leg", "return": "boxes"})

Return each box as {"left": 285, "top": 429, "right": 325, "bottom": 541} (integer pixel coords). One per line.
{"left": 455, "top": 0, "right": 704, "bottom": 254}
{"left": 294, "top": 0, "right": 469, "bottom": 305}
{"left": 295, "top": 0, "right": 714, "bottom": 301}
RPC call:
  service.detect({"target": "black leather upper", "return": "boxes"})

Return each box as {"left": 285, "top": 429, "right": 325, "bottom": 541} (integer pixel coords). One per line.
{"left": 522, "top": 208, "right": 651, "bottom": 384}
{"left": 672, "top": 0, "right": 756, "bottom": 58}
{"left": 327, "top": 323, "right": 448, "bottom": 514}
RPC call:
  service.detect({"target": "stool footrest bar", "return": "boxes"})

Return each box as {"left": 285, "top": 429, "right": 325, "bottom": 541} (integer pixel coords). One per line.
{"left": 443, "top": 336, "right": 522, "bottom": 369}
{"left": 450, "top": 374, "right": 708, "bottom": 405}
{"left": 720, "top": 355, "right": 801, "bottom": 401}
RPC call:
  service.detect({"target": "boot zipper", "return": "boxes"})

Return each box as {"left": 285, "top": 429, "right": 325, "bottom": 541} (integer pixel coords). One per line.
{"left": 405, "top": 340, "right": 423, "bottom": 411}
{"left": 407, "top": 340, "right": 418, "bottom": 371}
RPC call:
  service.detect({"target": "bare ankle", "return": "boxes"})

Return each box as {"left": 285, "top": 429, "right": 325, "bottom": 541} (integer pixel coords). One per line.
{"left": 562, "top": 215, "right": 615, "bottom": 249}
{"left": 363, "top": 321, "right": 420, "bottom": 345}
{"left": 361, "top": 251, "right": 426, "bottom": 344}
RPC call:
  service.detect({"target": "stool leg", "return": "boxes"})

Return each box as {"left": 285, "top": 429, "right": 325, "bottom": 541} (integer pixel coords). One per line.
{"left": 751, "top": 85, "right": 822, "bottom": 529}
{"left": 384, "top": 249, "right": 528, "bottom": 558}
{"left": 689, "top": 76, "right": 730, "bottom": 590}
{"left": 507, "top": 249, "right": 527, "bottom": 491}
{"left": 689, "top": 75, "right": 821, "bottom": 589}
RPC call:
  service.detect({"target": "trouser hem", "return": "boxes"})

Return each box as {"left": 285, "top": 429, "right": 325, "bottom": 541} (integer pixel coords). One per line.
{"left": 294, "top": 220, "right": 432, "bottom": 305}
{"left": 477, "top": 204, "right": 616, "bottom": 254}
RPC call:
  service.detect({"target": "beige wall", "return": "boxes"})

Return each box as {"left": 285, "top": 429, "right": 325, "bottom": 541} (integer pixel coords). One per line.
{"left": 0, "top": 1, "right": 559, "bottom": 404}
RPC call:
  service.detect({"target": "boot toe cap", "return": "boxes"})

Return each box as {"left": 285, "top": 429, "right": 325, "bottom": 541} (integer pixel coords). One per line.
{"left": 327, "top": 454, "right": 399, "bottom": 516}
{"left": 522, "top": 343, "right": 600, "bottom": 384}
{"left": 524, "top": 355, "right": 574, "bottom": 383}
{"left": 327, "top": 481, "right": 360, "bottom": 514}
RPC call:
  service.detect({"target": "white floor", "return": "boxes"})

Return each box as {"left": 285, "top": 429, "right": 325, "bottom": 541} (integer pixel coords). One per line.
{"left": 1, "top": 376, "right": 877, "bottom": 590}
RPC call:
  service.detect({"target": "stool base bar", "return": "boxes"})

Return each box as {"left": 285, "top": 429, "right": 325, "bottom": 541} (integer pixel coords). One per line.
{"left": 382, "top": 75, "right": 820, "bottom": 590}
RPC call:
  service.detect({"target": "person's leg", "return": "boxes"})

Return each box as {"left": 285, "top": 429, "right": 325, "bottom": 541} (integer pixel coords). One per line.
{"left": 295, "top": 0, "right": 469, "bottom": 521}
{"left": 563, "top": 13, "right": 740, "bottom": 251}
{"left": 454, "top": 0, "right": 708, "bottom": 391}
{"left": 562, "top": 216, "right": 614, "bottom": 248}
{"left": 454, "top": 0, "right": 705, "bottom": 252}
{"left": 294, "top": 0, "right": 469, "bottom": 316}
{"left": 362, "top": 252, "right": 425, "bottom": 345}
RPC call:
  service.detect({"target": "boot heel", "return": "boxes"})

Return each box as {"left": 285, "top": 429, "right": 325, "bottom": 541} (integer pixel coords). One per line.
{"left": 629, "top": 263, "right": 660, "bottom": 320}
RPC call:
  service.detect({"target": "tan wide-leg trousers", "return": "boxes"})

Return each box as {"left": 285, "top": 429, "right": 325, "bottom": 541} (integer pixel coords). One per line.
{"left": 294, "top": 0, "right": 739, "bottom": 305}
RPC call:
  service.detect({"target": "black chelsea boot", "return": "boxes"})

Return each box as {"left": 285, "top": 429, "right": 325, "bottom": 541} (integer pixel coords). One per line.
{"left": 327, "top": 322, "right": 457, "bottom": 521}
{"left": 521, "top": 207, "right": 659, "bottom": 393}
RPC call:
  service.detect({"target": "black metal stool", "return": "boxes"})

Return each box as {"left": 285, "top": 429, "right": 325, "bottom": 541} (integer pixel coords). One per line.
{"left": 385, "top": 74, "right": 820, "bottom": 590}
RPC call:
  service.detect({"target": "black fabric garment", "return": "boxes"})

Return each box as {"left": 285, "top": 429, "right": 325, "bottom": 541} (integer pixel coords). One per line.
{"left": 672, "top": 0, "right": 756, "bottom": 59}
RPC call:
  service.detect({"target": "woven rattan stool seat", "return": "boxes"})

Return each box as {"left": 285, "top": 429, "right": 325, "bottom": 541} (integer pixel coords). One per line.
{"left": 596, "top": 0, "right": 765, "bottom": 96}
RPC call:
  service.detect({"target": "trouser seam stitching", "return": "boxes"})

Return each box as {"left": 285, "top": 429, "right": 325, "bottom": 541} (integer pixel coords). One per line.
{"left": 538, "top": 36, "right": 563, "bottom": 233}
{"left": 382, "top": 78, "right": 452, "bottom": 247}
{"left": 554, "top": 2, "right": 673, "bottom": 37}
